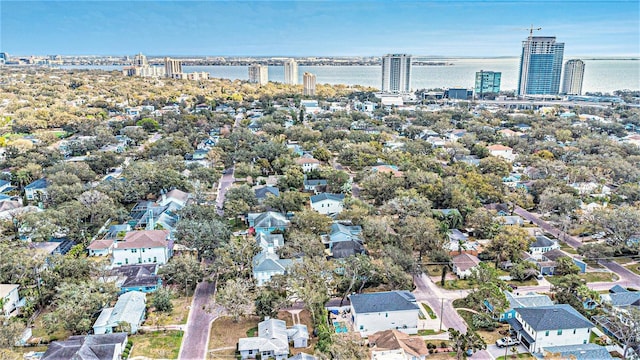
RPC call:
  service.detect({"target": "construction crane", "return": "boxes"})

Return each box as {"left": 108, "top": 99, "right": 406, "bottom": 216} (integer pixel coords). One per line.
{"left": 525, "top": 25, "right": 542, "bottom": 37}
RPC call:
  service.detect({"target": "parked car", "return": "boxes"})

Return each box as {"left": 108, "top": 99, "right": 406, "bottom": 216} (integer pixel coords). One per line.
{"left": 496, "top": 337, "right": 520, "bottom": 348}
{"left": 508, "top": 284, "right": 518, "bottom": 290}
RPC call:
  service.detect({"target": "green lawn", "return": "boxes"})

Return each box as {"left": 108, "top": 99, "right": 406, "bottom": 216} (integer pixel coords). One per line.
{"left": 130, "top": 330, "right": 183, "bottom": 359}
{"left": 246, "top": 326, "right": 258, "bottom": 337}
{"left": 496, "top": 354, "right": 534, "bottom": 359}
{"left": 422, "top": 303, "right": 438, "bottom": 319}
{"left": 560, "top": 243, "right": 578, "bottom": 254}
{"left": 418, "top": 329, "right": 444, "bottom": 335}
{"left": 443, "top": 279, "right": 476, "bottom": 290}
{"left": 548, "top": 272, "right": 616, "bottom": 285}
{"left": 625, "top": 264, "right": 640, "bottom": 276}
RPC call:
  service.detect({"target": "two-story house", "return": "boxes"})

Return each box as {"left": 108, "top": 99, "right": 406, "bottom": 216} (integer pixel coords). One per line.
{"left": 252, "top": 252, "right": 294, "bottom": 286}
{"left": 295, "top": 157, "right": 321, "bottom": 173}
{"left": 350, "top": 291, "right": 420, "bottom": 336}
{"left": 509, "top": 304, "right": 594, "bottom": 354}
{"left": 310, "top": 193, "right": 345, "bottom": 216}
{"left": 248, "top": 212, "right": 290, "bottom": 236}
{"left": 24, "top": 178, "right": 48, "bottom": 201}
{"left": 112, "top": 230, "right": 173, "bottom": 267}
{"left": 484, "top": 291, "right": 553, "bottom": 322}
{"left": 238, "top": 318, "right": 309, "bottom": 360}
{"left": 93, "top": 291, "right": 146, "bottom": 335}
{"left": 0, "top": 284, "right": 21, "bottom": 317}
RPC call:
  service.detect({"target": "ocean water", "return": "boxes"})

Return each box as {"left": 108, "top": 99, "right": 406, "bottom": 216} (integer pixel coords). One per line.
{"left": 60, "top": 58, "right": 639, "bottom": 93}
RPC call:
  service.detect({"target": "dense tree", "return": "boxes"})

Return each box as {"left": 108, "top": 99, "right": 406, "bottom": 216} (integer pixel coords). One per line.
{"left": 291, "top": 209, "right": 332, "bottom": 234}
{"left": 175, "top": 213, "right": 231, "bottom": 260}
{"left": 159, "top": 255, "right": 204, "bottom": 295}
{"left": 152, "top": 287, "right": 173, "bottom": 313}
{"left": 216, "top": 278, "right": 255, "bottom": 322}
{"left": 486, "top": 226, "right": 534, "bottom": 267}
{"left": 43, "top": 280, "right": 117, "bottom": 334}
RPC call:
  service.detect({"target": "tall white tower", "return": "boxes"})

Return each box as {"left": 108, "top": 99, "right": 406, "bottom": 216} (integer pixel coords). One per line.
{"left": 284, "top": 58, "right": 298, "bottom": 85}
{"left": 303, "top": 72, "right": 316, "bottom": 96}
{"left": 381, "top": 54, "right": 412, "bottom": 94}
{"left": 561, "top": 59, "right": 585, "bottom": 95}
{"left": 249, "top": 64, "right": 269, "bottom": 85}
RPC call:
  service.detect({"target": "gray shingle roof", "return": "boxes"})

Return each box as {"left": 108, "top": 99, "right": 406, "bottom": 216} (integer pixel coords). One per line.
{"left": 310, "top": 193, "right": 345, "bottom": 203}
{"left": 542, "top": 344, "right": 613, "bottom": 359}
{"left": 505, "top": 291, "right": 554, "bottom": 309}
{"left": 531, "top": 235, "right": 556, "bottom": 248}
{"left": 253, "top": 212, "right": 290, "bottom": 228}
{"left": 515, "top": 304, "right": 594, "bottom": 331}
{"left": 350, "top": 291, "right": 419, "bottom": 314}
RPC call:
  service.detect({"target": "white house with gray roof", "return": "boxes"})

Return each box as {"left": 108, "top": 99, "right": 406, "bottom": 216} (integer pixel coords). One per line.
{"left": 529, "top": 235, "right": 560, "bottom": 259}
{"left": 508, "top": 304, "right": 594, "bottom": 354}
{"left": 252, "top": 252, "right": 294, "bottom": 286}
{"left": 238, "top": 318, "right": 309, "bottom": 360}
{"left": 310, "top": 193, "right": 345, "bottom": 216}
{"left": 349, "top": 291, "right": 420, "bottom": 336}
{"left": 93, "top": 291, "right": 146, "bottom": 335}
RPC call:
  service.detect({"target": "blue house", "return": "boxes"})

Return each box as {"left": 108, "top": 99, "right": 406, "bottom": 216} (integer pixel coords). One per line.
{"left": 110, "top": 264, "right": 162, "bottom": 294}
{"left": 485, "top": 291, "right": 553, "bottom": 322}
{"left": 24, "top": 178, "right": 48, "bottom": 201}
{"left": 322, "top": 223, "right": 362, "bottom": 250}
{"left": 248, "top": 212, "right": 290, "bottom": 235}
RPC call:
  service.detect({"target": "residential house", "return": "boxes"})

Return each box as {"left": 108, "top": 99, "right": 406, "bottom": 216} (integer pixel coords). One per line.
{"left": 508, "top": 304, "right": 594, "bottom": 354}
{"left": 253, "top": 252, "right": 294, "bottom": 286}
{"left": 288, "top": 353, "right": 317, "bottom": 360}
{"left": 350, "top": 291, "right": 420, "bottom": 336}
{"left": 112, "top": 230, "right": 173, "bottom": 267}
{"left": 255, "top": 186, "right": 280, "bottom": 203}
{"left": 303, "top": 178, "right": 328, "bottom": 194}
{"left": 331, "top": 240, "right": 366, "bottom": 259}
{"left": 0, "top": 284, "right": 21, "bottom": 317}
{"left": 535, "top": 249, "right": 586, "bottom": 275}
{"left": 238, "top": 318, "right": 309, "bottom": 360}
{"left": 529, "top": 236, "right": 560, "bottom": 259}
{"left": 0, "top": 179, "right": 12, "bottom": 193}
{"left": 485, "top": 291, "right": 553, "bottom": 322}
{"left": 322, "top": 223, "right": 363, "bottom": 250}
{"left": 256, "top": 232, "right": 285, "bottom": 253}
{"left": 487, "top": 144, "right": 516, "bottom": 162}
{"left": 540, "top": 343, "right": 613, "bottom": 360}
{"left": 109, "top": 264, "right": 161, "bottom": 294}
{"left": 296, "top": 157, "right": 321, "bottom": 173}
{"left": 42, "top": 333, "right": 128, "bottom": 360}
{"left": 24, "top": 178, "right": 48, "bottom": 201}
{"left": 599, "top": 286, "right": 640, "bottom": 325}
{"left": 498, "top": 129, "right": 525, "bottom": 138}
{"left": 496, "top": 215, "right": 525, "bottom": 226}
{"left": 128, "top": 200, "right": 181, "bottom": 232}
{"left": 158, "top": 189, "right": 190, "bottom": 208}
{"left": 93, "top": 291, "right": 146, "bottom": 335}
{"left": 451, "top": 253, "right": 481, "bottom": 279}
{"left": 248, "top": 212, "right": 290, "bottom": 235}
{"left": 368, "top": 330, "right": 429, "bottom": 360}
{"left": 371, "top": 165, "right": 403, "bottom": 178}
{"left": 310, "top": 193, "right": 345, "bottom": 216}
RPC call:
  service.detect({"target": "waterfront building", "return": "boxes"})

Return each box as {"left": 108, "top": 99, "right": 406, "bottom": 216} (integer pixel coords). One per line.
{"left": 474, "top": 70, "right": 501, "bottom": 98}
{"left": 381, "top": 54, "right": 412, "bottom": 94}
{"left": 561, "top": 59, "right": 585, "bottom": 95}
{"left": 0, "top": 52, "right": 9, "bottom": 64}
{"left": 133, "top": 52, "right": 148, "bottom": 67}
{"left": 249, "top": 64, "right": 269, "bottom": 85}
{"left": 517, "top": 36, "right": 564, "bottom": 95}
{"left": 284, "top": 58, "right": 298, "bottom": 85}
{"left": 164, "top": 57, "right": 183, "bottom": 79}
{"left": 303, "top": 72, "right": 316, "bottom": 96}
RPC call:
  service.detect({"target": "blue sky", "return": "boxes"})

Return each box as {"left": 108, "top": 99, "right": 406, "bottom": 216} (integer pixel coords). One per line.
{"left": 1, "top": 1, "right": 639, "bottom": 57}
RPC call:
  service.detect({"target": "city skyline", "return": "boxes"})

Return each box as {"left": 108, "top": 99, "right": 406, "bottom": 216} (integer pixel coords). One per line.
{"left": 1, "top": 1, "right": 638, "bottom": 57}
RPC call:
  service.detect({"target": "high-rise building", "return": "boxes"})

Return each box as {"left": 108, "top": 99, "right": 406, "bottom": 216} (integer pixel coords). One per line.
{"left": 303, "top": 72, "right": 317, "bottom": 96}
{"left": 0, "top": 52, "right": 9, "bottom": 65}
{"left": 164, "top": 57, "right": 183, "bottom": 79}
{"left": 381, "top": 54, "right": 412, "bottom": 94}
{"left": 517, "top": 36, "right": 564, "bottom": 95}
{"left": 474, "top": 70, "right": 501, "bottom": 99}
{"left": 133, "top": 52, "right": 148, "bottom": 67}
{"left": 561, "top": 59, "right": 585, "bottom": 95}
{"left": 248, "top": 64, "right": 269, "bottom": 85}
{"left": 284, "top": 59, "right": 298, "bottom": 85}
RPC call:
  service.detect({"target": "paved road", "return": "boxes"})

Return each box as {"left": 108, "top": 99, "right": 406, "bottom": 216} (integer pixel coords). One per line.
{"left": 178, "top": 280, "right": 223, "bottom": 360}
{"left": 513, "top": 206, "right": 640, "bottom": 287}
{"left": 413, "top": 273, "right": 469, "bottom": 332}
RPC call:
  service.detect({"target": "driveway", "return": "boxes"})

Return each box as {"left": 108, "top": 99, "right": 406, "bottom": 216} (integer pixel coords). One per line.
{"left": 485, "top": 344, "right": 528, "bottom": 359}
{"left": 178, "top": 280, "right": 223, "bottom": 360}
{"left": 413, "top": 273, "right": 469, "bottom": 332}
{"left": 215, "top": 167, "right": 235, "bottom": 216}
